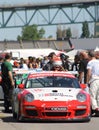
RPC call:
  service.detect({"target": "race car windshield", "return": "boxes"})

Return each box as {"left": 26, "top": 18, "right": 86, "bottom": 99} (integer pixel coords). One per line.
{"left": 25, "top": 76, "right": 80, "bottom": 89}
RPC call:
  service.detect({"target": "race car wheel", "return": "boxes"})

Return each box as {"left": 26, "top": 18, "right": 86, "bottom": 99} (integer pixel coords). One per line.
{"left": 12, "top": 103, "right": 17, "bottom": 119}
{"left": 13, "top": 111, "right": 17, "bottom": 119}
{"left": 17, "top": 103, "right": 24, "bottom": 122}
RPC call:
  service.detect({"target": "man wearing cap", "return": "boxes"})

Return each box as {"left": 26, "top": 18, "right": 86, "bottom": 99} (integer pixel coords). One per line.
{"left": 43, "top": 52, "right": 56, "bottom": 71}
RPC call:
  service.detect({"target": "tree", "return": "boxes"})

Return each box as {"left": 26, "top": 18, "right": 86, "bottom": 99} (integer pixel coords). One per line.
{"left": 17, "top": 24, "right": 45, "bottom": 41}
{"left": 56, "top": 25, "right": 62, "bottom": 40}
{"left": 66, "top": 28, "right": 72, "bottom": 38}
{"left": 56, "top": 25, "right": 72, "bottom": 39}
{"left": 17, "top": 35, "right": 22, "bottom": 41}
{"left": 38, "top": 27, "right": 45, "bottom": 39}
{"left": 62, "top": 26, "right": 66, "bottom": 39}
{"left": 48, "top": 35, "right": 53, "bottom": 38}
{"left": 81, "top": 21, "right": 90, "bottom": 38}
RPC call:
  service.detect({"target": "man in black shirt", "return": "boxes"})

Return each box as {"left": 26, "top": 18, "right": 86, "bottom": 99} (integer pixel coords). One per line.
{"left": 43, "top": 52, "right": 56, "bottom": 71}
{"left": 78, "top": 51, "right": 89, "bottom": 84}
{"left": 60, "top": 53, "right": 70, "bottom": 71}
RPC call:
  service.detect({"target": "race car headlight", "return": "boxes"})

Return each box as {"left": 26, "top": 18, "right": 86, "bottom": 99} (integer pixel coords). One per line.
{"left": 24, "top": 93, "right": 34, "bottom": 102}
{"left": 76, "top": 93, "right": 86, "bottom": 102}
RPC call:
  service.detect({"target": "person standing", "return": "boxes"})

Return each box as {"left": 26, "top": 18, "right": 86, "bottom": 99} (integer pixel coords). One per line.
{"left": 71, "top": 54, "right": 80, "bottom": 77}
{"left": 78, "top": 51, "right": 89, "bottom": 83}
{"left": 1, "top": 53, "right": 15, "bottom": 112}
{"left": 51, "top": 56, "right": 65, "bottom": 71}
{"left": 95, "top": 50, "right": 99, "bottom": 59}
{"left": 86, "top": 50, "right": 99, "bottom": 112}
{"left": 0, "top": 57, "right": 4, "bottom": 84}
{"left": 60, "top": 53, "right": 70, "bottom": 71}
{"left": 43, "top": 52, "right": 56, "bottom": 71}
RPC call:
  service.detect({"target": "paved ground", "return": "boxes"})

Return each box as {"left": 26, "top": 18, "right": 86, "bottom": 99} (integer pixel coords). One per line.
{"left": 0, "top": 100, "right": 12, "bottom": 119}
{"left": 0, "top": 100, "right": 5, "bottom": 118}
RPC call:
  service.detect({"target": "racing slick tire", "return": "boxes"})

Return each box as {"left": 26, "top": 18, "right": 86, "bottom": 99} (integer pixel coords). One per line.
{"left": 16, "top": 103, "right": 24, "bottom": 122}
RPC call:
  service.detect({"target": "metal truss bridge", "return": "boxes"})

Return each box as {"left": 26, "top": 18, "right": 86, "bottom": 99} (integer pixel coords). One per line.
{"left": 0, "top": 0, "right": 99, "bottom": 28}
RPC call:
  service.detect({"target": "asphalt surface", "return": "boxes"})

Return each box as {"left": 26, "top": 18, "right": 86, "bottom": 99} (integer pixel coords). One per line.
{"left": 0, "top": 100, "right": 12, "bottom": 120}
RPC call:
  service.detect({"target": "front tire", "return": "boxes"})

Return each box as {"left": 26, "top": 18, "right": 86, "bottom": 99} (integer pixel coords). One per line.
{"left": 13, "top": 111, "right": 17, "bottom": 119}
{"left": 17, "top": 103, "right": 24, "bottom": 122}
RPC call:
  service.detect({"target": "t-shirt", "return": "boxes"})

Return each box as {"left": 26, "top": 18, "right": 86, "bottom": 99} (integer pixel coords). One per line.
{"left": 79, "top": 59, "right": 88, "bottom": 83}
{"left": 87, "top": 59, "right": 99, "bottom": 76}
{"left": 1, "top": 61, "right": 13, "bottom": 82}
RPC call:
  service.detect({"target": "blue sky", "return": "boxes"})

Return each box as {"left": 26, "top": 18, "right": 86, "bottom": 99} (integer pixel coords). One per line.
{"left": 0, "top": 0, "right": 73, "bottom": 5}
{"left": 0, "top": 0, "right": 70, "bottom": 4}
{"left": 0, "top": 0, "right": 93, "bottom": 41}
{"left": 0, "top": 0, "right": 73, "bottom": 41}
{"left": 0, "top": 0, "right": 58, "bottom": 41}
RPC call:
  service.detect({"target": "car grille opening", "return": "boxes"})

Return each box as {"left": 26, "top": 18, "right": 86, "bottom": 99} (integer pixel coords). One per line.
{"left": 42, "top": 112, "right": 71, "bottom": 117}
{"left": 75, "top": 110, "right": 86, "bottom": 116}
{"left": 26, "top": 110, "right": 38, "bottom": 116}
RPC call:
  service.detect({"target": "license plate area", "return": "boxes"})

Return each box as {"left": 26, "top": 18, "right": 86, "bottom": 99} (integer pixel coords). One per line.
{"left": 51, "top": 107, "right": 67, "bottom": 111}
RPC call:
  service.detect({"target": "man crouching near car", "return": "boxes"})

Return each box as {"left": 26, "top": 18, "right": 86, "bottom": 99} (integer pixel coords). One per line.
{"left": 1, "top": 53, "right": 15, "bottom": 113}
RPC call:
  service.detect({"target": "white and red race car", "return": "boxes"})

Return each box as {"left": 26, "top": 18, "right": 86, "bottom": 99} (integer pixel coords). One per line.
{"left": 12, "top": 71, "right": 91, "bottom": 122}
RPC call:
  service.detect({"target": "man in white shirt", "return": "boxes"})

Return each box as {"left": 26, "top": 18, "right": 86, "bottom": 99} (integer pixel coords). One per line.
{"left": 95, "top": 51, "right": 99, "bottom": 59}
{"left": 87, "top": 50, "right": 99, "bottom": 113}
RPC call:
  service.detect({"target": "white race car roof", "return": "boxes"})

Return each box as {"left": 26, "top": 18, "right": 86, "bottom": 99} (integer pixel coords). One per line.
{"left": 13, "top": 68, "right": 42, "bottom": 74}
{"left": 28, "top": 71, "right": 75, "bottom": 79}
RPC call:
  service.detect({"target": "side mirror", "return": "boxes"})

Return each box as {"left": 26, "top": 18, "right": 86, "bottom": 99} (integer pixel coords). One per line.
{"left": 16, "top": 80, "right": 21, "bottom": 85}
{"left": 18, "top": 84, "right": 24, "bottom": 89}
{"left": 80, "top": 84, "right": 86, "bottom": 89}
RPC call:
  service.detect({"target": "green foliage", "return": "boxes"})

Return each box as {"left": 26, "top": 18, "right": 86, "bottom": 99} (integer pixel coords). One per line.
{"left": 56, "top": 25, "right": 62, "bottom": 39}
{"left": 17, "top": 24, "right": 45, "bottom": 41}
{"left": 17, "top": 35, "right": 22, "bottom": 41}
{"left": 56, "top": 25, "right": 72, "bottom": 39}
{"left": 48, "top": 35, "right": 53, "bottom": 38}
{"left": 38, "top": 28, "right": 45, "bottom": 39}
{"left": 81, "top": 21, "right": 90, "bottom": 38}
{"left": 66, "top": 28, "right": 72, "bottom": 38}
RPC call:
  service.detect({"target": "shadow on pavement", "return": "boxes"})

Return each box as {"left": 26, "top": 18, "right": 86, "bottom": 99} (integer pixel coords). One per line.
{"left": 1, "top": 116, "right": 16, "bottom": 123}
{"left": 0, "top": 100, "right": 4, "bottom": 107}
{"left": 1, "top": 116, "right": 92, "bottom": 124}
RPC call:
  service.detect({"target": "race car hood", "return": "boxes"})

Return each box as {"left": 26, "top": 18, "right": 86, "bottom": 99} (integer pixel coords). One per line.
{"left": 27, "top": 88, "right": 82, "bottom": 101}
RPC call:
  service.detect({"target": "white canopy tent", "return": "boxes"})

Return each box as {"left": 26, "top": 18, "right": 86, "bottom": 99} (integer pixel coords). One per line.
{"left": 66, "top": 49, "right": 83, "bottom": 61}
{"left": 4, "top": 48, "right": 67, "bottom": 59}
{"left": 94, "top": 46, "right": 99, "bottom": 51}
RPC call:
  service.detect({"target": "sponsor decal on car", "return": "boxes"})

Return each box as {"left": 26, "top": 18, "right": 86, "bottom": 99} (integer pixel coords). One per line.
{"left": 38, "top": 93, "right": 73, "bottom": 97}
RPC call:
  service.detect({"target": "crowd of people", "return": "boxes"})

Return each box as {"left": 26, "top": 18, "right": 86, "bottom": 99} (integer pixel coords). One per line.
{"left": 0, "top": 49, "right": 99, "bottom": 114}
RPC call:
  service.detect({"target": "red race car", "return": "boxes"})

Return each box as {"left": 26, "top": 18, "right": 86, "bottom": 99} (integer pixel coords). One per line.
{"left": 12, "top": 71, "right": 91, "bottom": 122}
